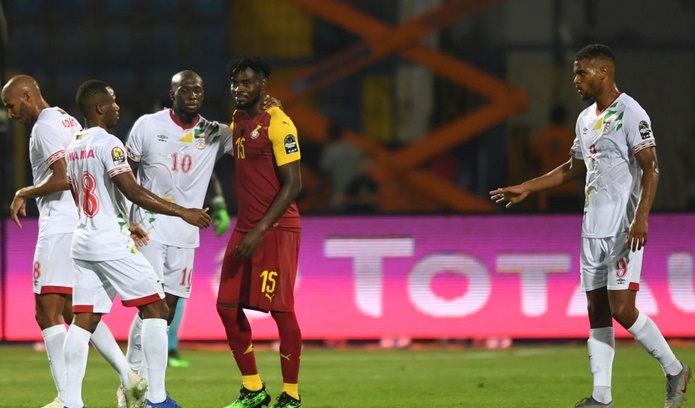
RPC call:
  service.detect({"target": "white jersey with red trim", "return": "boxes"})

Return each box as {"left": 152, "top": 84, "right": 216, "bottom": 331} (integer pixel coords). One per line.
{"left": 66, "top": 126, "right": 136, "bottom": 261}
{"left": 126, "top": 109, "right": 233, "bottom": 248}
{"left": 571, "top": 93, "right": 656, "bottom": 238}
{"left": 29, "top": 107, "right": 82, "bottom": 237}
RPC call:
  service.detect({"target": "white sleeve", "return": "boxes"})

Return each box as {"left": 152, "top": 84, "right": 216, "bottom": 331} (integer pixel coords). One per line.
{"left": 34, "top": 121, "right": 68, "bottom": 167}
{"left": 570, "top": 119, "right": 583, "bottom": 160}
{"left": 125, "top": 116, "right": 147, "bottom": 162}
{"left": 219, "top": 123, "right": 234, "bottom": 158}
{"left": 624, "top": 107, "right": 656, "bottom": 154}
{"left": 103, "top": 136, "right": 132, "bottom": 178}
{"left": 205, "top": 121, "right": 234, "bottom": 160}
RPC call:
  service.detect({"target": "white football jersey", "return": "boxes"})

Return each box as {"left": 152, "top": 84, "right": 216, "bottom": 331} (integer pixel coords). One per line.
{"left": 66, "top": 127, "right": 136, "bottom": 261}
{"left": 29, "top": 107, "right": 82, "bottom": 237}
{"left": 571, "top": 93, "right": 656, "bottom": 238}
{"left": 126, "top": 109, "right": 233, "bottom": 248}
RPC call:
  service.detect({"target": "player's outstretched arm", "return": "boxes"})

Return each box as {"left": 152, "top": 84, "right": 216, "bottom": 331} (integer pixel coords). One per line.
{"left": 627, "top": 146, "right": 659, "bottom": 252}
{"left": 111, "top": 171, "right": 212, "bottom": 229}
{"left": 10, "top": 158, "right": 71, "bottom": 228}
{"left": 489, "top": 156, "right": 585, "bottom": 208}
{"left": 489, "top": 184, "right": 531, "bottom": 208}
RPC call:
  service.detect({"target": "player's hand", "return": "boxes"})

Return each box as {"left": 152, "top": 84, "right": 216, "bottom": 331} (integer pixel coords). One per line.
{"left": 10, "top": 192, "right": 27, "bottom": 228}
{"left": 262, "top": 95, "right": 283, "bottom": 111}
{"left": 212, "top": 199, "right": 231, "bottom": 236}
{"left": 234, "top": 227, "right": 264, "bottom": 258}
{"left": 489, "top": 185, "right": 529, "bottom": 208}
{"left": 129, "top": 223, "right": 150, "bottom": 247}
{"left": 181, "top": 207, "right": 212, "bottom": 228}
{"left": 627, "top": 217, "right": 648, "bottom": 252}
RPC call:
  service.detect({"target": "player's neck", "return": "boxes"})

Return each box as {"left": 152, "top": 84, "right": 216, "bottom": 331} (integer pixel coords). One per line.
{"left": 595, "top": 85, "right": 621, "bottom": 113}
{"left": 171, "top": 109, "right": 199, "bottom": 128}
{"left": 31, "top": 99, "right": 51, "bottom": 121}
{"left": 243, "top": 96, "right": 265, "bottom": 117}
{"left": 84, "top": 119, "right": 108, "bottom": 131}
{"left": 243, "top": 106, "right": 262, "bottom": 117}
{"left": 36, "top": 99, "right": 50, "bottom": 112}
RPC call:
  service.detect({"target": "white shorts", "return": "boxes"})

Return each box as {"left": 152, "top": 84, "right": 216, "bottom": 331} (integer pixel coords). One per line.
{"left": 580, "top": 233, "right": 643, "bottom": 292}
{"left": 138, "top": 239, "right": 195, "bottom": 299}
{"left": 72, "top": 253, "right": 165, "bottom": 314}
{"left": 33, "top": 233, "right": 74, "bottom": 295}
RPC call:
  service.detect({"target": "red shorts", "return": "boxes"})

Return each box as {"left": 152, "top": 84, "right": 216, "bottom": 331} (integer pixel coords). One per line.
{"left": 217, "top": 229, "right": 300, "bottom": 312}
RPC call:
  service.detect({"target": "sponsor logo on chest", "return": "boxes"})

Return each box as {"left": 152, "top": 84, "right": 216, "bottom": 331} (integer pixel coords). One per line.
{"left": 68, "top": 149, "right": 95, "bottom": 161}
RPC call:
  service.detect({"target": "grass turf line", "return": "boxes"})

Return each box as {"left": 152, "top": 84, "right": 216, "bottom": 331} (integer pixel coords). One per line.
{"left": 1, "top": 344, "right": 694, "bottom": 407}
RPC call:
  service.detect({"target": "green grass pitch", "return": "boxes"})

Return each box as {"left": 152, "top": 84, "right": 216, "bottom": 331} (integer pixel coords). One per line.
{"left": 1, "top": 343, "right": 694, "bottom": 407}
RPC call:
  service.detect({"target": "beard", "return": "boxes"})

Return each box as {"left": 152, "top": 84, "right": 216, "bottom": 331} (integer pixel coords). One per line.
{"left": 235, "top": 93, "right": 261, "bottom": 110}
{"left": 174, "top": 105, "right": 200, "bottom": 123}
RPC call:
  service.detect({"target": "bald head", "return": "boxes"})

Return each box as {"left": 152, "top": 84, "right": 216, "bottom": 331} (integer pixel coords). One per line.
{"left": 2, "top": 74, "right": 48, "bottom": 124}
{"left": 171, "top": 70, "right": 203, "bottom": 91}
{"left": 2, "top": 74, "right": 41, "bottom": 99}
{"left": 169, "top": 70, "right": 204, "bottom": 118}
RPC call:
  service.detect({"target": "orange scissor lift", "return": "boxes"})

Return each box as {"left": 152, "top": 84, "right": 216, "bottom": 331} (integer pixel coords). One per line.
{"left": 267, "top": 0, "right": 529, "bottom": 213}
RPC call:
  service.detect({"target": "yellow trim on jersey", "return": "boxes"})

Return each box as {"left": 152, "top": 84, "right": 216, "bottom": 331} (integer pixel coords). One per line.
{"left": 179, "top": 132, "right": 193, "bottom": 143}
{"left": 268, "top": 107, "right": 300, "bottom": 167}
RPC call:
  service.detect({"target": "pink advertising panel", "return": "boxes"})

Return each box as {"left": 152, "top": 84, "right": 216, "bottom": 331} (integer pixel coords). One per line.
{"left": 3, "top": 215, "right": 695, "bottom": 341}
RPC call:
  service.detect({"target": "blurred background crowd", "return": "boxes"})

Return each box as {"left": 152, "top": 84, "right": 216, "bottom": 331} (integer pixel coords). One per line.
{"left": 0, "top": 0, "right": 693, "bottom": 217}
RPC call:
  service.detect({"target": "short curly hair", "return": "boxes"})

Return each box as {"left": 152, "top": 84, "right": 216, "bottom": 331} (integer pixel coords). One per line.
{"left": 75, "top": 79, "right": 111, "bottom": 117}
{"left": 226, "top": 56, "right": 271, "bottom": 80}
{"left": 575, "top": 44, "right": 615, "bottom": 64}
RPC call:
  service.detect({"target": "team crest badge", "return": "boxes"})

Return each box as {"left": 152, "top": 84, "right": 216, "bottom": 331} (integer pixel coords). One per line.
{"left": 601, "top": 120, "right": 612, "bottom": 135}
{"left": 111, "top": 146, "right": 126, "bottom": 165}
{"left": 250, "top": 124, "right": 262, "bottom": 139}
{"left": 194, "top": 127, "right": 206, "bottom": 149}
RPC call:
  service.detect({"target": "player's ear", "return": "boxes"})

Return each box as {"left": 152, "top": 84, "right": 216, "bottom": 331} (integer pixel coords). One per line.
{"left": 260, "top": 77, "right": 268, "bottom": 91}
{"left": 95, "top": 103, "right": 104, "bottom": 115}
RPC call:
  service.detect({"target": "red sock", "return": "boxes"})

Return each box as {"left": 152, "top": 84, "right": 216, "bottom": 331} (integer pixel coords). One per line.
{"left": 271, "top": 311, "right": 302, "bottom": 383}
{"left": 217, "top": 305, "right": 258, "bottom": 376}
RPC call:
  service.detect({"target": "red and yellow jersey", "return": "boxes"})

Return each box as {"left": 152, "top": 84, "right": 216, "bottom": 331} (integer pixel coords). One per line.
{"left": 232, "top": 106, "right": 301, "bottom": 232}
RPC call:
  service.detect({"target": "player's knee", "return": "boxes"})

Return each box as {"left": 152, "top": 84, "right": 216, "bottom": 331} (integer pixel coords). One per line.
{"left": 216, "top": 303, "right": 236, "bottom": 322}
{"left": 271, "top": 311, "right": 300, "bottom": 332}
{"left": 610, "top": 302, "right": 637, "bottom": 324}
{"left": 139, "top": 299, "right": 169, "bottom": 320}
{"left": 35, "top": 303, "right": 64, "bottom": 329}
{"left": 73, "top": 312, "right": 101, "bottom": 333}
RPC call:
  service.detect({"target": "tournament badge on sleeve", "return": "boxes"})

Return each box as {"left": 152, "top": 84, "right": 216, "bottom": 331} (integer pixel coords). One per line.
{"left": 112, "top": 146, "right": 126, "bottom": 165}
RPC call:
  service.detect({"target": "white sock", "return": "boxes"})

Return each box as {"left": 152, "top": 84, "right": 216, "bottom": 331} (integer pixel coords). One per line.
{"left": 42, "top": 324, "right": 67, "bottom": 402}
{"left": 138, "top": 325, "right": 171, "bottom": 385}
{"left": 588, "top": 327, "right": 614, "bottom": 404}
{"left": 142, "top": 318, "right": 168, "bottom": 403}
{"left": 90, "top": 321, "right": 131, "bottom": 385}
{"left": 628, "top": 312, "right": 682, "bottom": 376}
{"left": 63, "top": 324, "right": 92, "bottom": 408}
{"left": 126, "top": 314, "right": 144, "bottom": 372}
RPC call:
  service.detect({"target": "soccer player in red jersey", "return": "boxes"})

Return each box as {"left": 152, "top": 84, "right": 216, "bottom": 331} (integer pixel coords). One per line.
{"left": 217, "top": 56, "right": 303, "bottom": 408}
